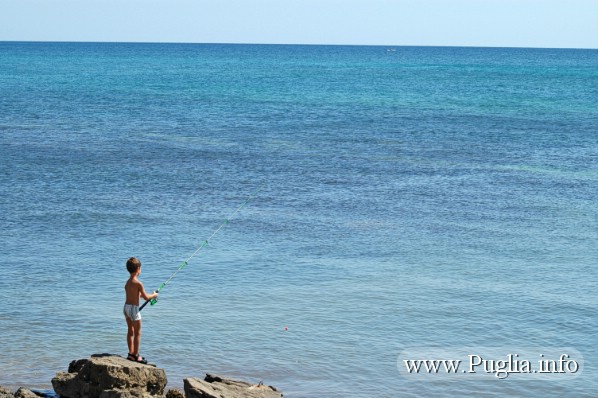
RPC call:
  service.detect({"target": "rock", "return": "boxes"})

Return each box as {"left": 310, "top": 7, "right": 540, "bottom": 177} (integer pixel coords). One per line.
{"left": 164, "top": 389, "right": 184, "bottom": 398}
{"left": 51, "top": 354, "right": 167, "bottom": 398}
{"left": 0, "top": 387, "right": 58, "bottom": 398}
{"left": 184, "top": 374, "right": 283, "bottom": 398}
{"left": 14, "top": 389, "right": 39, "bottom": 398}
{"left": 0, "top": 386, "right": 14, "bottom": 398}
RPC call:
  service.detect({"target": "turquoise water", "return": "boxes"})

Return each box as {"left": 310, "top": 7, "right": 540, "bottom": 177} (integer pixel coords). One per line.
{"left": 0, "top": 42, "right": 597, "bottom": 397}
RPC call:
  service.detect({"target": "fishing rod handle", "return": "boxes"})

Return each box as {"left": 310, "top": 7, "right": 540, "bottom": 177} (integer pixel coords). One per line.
{"left": 139, "top": 291, "right": 160, "bottom": 311}
{"left": 150, "top": 290, "right": 159, "bottom": 306}
{"left": 139, "top": 299, "right": 150, "bottom": 311}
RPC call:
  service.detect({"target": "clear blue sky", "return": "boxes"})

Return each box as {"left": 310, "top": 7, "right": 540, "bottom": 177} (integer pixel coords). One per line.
{"left": 1, "top": 0, "right": 597, "bottom": 48}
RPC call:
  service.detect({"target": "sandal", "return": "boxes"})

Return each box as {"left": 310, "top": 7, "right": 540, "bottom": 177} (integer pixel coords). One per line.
{"left": 126, "top": 353, "right": 148, "bottom": 364}
{"left": 136, "top": 355, "right": 148, "bottom": 364}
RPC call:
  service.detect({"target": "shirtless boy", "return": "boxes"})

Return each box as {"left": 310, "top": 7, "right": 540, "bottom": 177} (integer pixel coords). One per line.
{"left": 123, "top": 257, "right": 158, "bottom": 364}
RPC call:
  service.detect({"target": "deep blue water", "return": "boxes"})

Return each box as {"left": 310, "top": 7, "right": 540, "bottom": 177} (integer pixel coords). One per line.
{"left": 0, "top": 42, "right": 597, "bottom": 397}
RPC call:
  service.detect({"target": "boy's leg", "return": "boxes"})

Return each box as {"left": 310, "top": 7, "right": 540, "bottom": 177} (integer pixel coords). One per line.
{"left": 132, "top": 319, "right": 142, "bottom": 356}
{"left": 126, "top": 317, "right": 135, "bottom": 355}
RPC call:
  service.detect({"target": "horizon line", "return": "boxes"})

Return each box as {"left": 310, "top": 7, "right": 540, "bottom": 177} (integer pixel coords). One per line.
{"left": 1, "top": 39, "right": 596, "bottom": 51}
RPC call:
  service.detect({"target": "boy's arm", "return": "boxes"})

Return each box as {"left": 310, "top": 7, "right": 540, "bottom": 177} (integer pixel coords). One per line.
{"left": 138, "top": 281, "right": 159, "bottom": 300}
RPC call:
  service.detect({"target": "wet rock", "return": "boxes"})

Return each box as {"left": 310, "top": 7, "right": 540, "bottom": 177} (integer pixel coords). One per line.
{"left": 51, "top": 354, "right": 167, "bottom": 398}
{"left": 184, "top": 374, "right": 283, "bottom": 398}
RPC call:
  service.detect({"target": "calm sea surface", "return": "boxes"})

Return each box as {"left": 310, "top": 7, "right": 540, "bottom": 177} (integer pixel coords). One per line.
{"left": 0, "top": 42, "right": 597, "bottom": 397}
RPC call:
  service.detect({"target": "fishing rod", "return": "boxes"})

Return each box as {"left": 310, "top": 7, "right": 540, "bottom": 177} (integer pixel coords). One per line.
{"left": 140, "top": 184, "right": 264, "bottom": 311}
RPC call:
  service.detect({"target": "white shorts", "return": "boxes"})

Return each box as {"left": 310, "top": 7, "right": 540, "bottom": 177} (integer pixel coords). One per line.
{"left": 123, "top": 304, "right": 141, "bottom": 321}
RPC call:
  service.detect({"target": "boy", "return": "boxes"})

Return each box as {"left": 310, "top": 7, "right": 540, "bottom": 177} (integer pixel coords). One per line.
{"left": 123, "top": 257, "right": 158, "bottom": 364}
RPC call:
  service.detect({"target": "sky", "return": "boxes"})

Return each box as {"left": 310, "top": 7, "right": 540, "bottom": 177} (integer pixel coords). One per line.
{"left": 1, "top": 0, "right": 597, "bottom": 49}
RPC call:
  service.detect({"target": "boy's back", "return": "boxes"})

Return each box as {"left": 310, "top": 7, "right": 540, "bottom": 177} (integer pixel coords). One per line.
{"left": 124, "top": 277, "right": 144, "bottom": 306}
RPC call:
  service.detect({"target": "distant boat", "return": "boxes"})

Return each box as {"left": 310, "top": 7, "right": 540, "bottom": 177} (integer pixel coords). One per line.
{"left": 387, "top": 48, "right": 397, "bottom": 52}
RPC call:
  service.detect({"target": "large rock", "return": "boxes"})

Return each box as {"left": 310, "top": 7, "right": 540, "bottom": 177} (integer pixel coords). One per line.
{"left": 184, "top": 374, "right": 282, "bottom": 398}
{"left": 51, "top": 354, "right": 167, "bottom": 398}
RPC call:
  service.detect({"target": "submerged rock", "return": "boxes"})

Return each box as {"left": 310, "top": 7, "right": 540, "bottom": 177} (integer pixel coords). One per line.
{"left": 51, "top": 354, "right": 167, "bottom": 398}
{"left": 184, "top": 374, "right": 283, "bottom": 398}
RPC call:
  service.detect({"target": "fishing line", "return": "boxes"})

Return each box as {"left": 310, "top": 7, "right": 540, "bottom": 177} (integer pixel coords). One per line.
{"left": 140, "top": 184, "right": 264, "bottom": 311}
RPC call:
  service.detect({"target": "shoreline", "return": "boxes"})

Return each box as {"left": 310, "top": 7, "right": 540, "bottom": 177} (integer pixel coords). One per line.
{"left": 1, "top": 354, "right": 283, "bottom": 398}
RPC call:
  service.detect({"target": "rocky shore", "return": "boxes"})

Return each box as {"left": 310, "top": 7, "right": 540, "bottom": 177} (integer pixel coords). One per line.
{"left": 0, "top": 354, "right": 283, "bottom": 398}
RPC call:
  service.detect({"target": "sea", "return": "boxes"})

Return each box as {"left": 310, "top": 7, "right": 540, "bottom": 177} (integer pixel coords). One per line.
{"left": 0, "top": 42, "right": 596, "bottom": 397}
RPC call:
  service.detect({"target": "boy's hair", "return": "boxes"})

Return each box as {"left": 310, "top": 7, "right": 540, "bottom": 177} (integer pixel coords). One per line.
{"left": 126, "top": 257, "right": 142, "bottom": 274}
